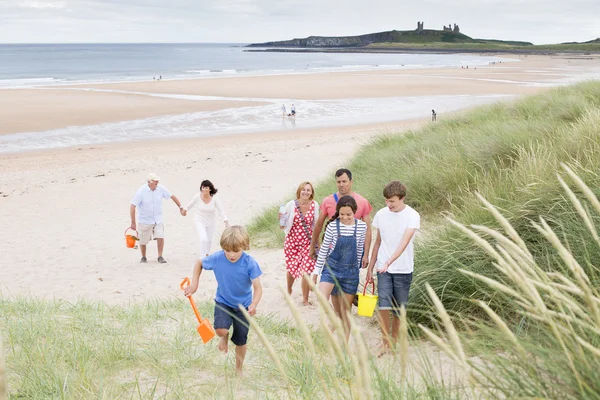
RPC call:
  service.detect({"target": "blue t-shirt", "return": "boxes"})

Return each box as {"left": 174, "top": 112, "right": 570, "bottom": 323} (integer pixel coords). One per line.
{"left": 202, "top": 250, "right": 262, "bottom": 308}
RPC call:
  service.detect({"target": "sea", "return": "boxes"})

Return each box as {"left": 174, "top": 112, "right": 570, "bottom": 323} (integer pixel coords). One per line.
{"left": 0, "top": 43, "right": 557, "bottom": 153}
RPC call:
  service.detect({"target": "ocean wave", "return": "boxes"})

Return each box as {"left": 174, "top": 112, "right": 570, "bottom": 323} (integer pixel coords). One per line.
{"left": 0, "top": 94, "right": 513, "bottom": 154}
{"left": 0, "top": 77, "right": 64, "bottom": 88}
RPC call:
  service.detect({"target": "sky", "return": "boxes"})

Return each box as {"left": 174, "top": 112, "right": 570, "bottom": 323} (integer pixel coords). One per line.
{"left": 0, "top": 0, "right": 598, "bottom": 45}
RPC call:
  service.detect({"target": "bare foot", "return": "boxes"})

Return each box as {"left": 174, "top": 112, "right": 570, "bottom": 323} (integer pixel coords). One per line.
{"left": 376, "top": 345, "right": 393, "bottom": 358}
{"left": 302, "top": 300, "right": 313, "bottom": 306}
{"left": 236, "top": 368, "right": 244, "bottom": 377}
{"left": 217, "top": 334, "right": 229, "bottom": 354}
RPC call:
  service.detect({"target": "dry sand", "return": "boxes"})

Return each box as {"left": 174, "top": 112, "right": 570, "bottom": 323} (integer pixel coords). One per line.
{"left": 2, "top": 53, "right": 599, "bottom": 391}
{"left": 1, "top": 54, "right": 600, "bottom": 326}
{"left": 2, "top": 54, "right": 598, "bottom": 136}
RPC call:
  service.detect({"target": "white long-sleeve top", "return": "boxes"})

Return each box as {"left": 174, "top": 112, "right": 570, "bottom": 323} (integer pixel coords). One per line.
{"left": 314, "top": 219, "right": 367, "bottom": 275}
{"left": 184, "top": 194, "right": 228, "bottom": 226}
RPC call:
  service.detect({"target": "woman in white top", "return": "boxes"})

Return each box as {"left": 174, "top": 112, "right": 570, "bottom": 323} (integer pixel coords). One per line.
{"left": 183, "top": 180, "right": 229, "bottom": 257}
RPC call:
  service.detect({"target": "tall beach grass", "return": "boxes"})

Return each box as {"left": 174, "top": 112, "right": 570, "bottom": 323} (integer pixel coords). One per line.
{"left": 247, "top": 169, "right": 600, "bottom": 399}
{"left": 3, "top": 82, "right": 600, "bottom": 398}
{"left": 248, "top": 81, "right": 600, "bottom": 324}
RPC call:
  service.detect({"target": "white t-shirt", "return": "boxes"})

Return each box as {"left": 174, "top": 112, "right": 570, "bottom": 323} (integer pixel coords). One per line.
{"left": 373, "top": 205, "right": 420, "bottom": 274}
{"left": 131, "top": 184, "right": 172, "bottom": 225}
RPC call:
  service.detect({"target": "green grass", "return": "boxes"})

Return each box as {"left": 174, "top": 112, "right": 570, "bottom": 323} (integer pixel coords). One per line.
{"left": 0, "top": 295, "right": 470, "bottom": 399}
{"left": 4, "top": 82, "right": 600, "bottom": 399}
{"left": 248, "top": 81, "right": 600, "bottom": 324}
{"left": 366, "top": 41, "right": 600, "bottom": 52}
{"left": 0, "top": 298, "right": 314, "bottom": 399}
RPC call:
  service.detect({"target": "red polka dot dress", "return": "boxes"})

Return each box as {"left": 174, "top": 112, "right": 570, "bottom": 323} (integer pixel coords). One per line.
{"left": 284, "top": 201, "right": 317, "bottom": 279}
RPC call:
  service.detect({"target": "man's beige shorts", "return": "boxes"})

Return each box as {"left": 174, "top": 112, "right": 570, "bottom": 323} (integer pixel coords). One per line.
{"left": 137, "top": 223, "right": 165, "bottom": 245}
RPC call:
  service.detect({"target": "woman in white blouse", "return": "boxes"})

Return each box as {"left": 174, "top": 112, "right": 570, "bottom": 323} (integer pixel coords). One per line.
{"left": 183, "top": 180, "right": 229, "bottom": 258}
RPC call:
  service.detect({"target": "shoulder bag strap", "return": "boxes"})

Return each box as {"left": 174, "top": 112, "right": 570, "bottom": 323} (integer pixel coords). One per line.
{"left": 295, "top": 200, "right": 312, "bottom": 240}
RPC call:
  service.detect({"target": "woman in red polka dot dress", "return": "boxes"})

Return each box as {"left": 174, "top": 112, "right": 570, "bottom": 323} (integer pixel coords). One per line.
{"left": 280, "top": 181, "right": 320, "bottom": 305}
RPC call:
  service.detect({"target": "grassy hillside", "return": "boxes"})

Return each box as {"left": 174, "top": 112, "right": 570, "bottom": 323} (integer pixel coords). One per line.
{"left": 366, "top": 41, "right": 600, "bottom": 52}
{"left": 248, "top": 29, "right": 534, "bottom": 48}
{"left": 250, "top": 30, "right": 600, "bottom": 53}
{"left": 249, "top": 81, "right": 600, "bottom": 323}
{"left": 3, "top": 83, "right": 600, "bottom": 399}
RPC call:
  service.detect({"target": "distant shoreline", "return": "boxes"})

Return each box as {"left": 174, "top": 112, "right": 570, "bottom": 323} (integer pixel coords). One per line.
{"left": 245, "top": 47, "right": 600, "bottom": 56}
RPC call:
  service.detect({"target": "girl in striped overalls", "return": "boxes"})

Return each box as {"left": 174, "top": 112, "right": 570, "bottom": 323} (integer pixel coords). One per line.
{"left": 312, "top": 195, "right": 367, "bottom": 338}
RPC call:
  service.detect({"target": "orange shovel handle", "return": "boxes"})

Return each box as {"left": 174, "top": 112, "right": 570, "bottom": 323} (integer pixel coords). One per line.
{"left": 180, "top": 277, "right": 204, "bottom": 324}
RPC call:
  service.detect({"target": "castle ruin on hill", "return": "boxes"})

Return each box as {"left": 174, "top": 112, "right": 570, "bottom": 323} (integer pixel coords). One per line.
{"left": 416, "top": 21, "right": 460, "bottom": 33}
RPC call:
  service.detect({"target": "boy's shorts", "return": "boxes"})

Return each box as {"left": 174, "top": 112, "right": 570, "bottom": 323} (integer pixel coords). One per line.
{"left": 377, "top": 272, "right": 413, "bottom": 316}
{"left": 137, "top": 222, "right": 164, "bottom": 245}
{"left": 214, "top": 301, "right": 250, "bottom": 346}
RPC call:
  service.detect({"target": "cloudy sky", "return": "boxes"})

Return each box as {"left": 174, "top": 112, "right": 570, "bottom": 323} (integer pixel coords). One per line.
{"left": 0, "top": 0, "right": 598, "bottom": 44}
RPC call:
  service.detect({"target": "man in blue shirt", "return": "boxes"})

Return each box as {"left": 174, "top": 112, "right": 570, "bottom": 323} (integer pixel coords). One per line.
{"left": 130, "top": 173, "right": 184, "bottom": 263}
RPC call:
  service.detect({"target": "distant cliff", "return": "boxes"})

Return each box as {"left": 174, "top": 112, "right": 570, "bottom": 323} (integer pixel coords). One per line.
{"left": 248, "top": 29, "right": 533, "bottom": 48}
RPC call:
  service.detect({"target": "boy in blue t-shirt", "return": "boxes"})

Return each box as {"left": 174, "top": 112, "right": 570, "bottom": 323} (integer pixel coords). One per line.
{"left": 184, "top": 225, "right": 263, "bottom": 375}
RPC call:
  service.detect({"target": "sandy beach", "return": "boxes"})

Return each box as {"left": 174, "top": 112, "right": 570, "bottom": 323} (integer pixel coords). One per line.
{"left": 2, "top": 54, "right": 600, "bottom": 326}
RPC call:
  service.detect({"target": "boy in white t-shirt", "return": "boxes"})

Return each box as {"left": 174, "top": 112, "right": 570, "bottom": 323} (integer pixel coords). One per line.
{"left": 366, "top": 181, "right": 420, "bottom": 354}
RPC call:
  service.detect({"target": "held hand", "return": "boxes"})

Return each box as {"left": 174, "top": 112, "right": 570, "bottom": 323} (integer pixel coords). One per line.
{"left": 248, "top": 304, "right": 257, "bottom": 316}
{"left": 180, "top": 209, "right": 187, "bottom": 216}
{"left": 183, "top": 284, "right": 198, "bottom": 297}
{"left": 130, "top": 221, "right": 136, "bottom": 230}
{"left": 312, "top": 274, "right": 318, "bottom": 285}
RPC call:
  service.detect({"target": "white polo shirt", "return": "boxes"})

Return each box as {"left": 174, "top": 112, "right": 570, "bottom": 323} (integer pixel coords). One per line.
{"left": 131, "top": 184, "right": 172, "bottom": 225}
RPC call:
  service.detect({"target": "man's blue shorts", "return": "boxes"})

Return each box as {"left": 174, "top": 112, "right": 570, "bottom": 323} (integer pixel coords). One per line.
{"left": 214, "top": 301, "right": 250, "bottom": 346}
{"left": 377, "top": 272, "right": 413, "bottom": 316}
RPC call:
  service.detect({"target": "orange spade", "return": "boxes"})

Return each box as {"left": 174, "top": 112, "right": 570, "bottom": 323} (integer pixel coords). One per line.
{"left": 180, "top": 277, "right": 216, "bottom": 343}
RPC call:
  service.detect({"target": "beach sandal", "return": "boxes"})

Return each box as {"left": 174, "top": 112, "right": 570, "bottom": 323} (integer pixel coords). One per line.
{"left": 140, "top": 256, "right": 147, "bottom": 263}
{"left": 157, "top": 256, "right": 167, "bottom": 264}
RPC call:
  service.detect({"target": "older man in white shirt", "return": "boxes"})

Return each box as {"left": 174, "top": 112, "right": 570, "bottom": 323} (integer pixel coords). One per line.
{"left": 130, "top": 173, "right": 185, "bottom": 263}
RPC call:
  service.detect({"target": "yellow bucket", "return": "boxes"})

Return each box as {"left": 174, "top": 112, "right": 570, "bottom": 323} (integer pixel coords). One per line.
{"left": 357, "top": 281, "right": 378, "bottom": 317}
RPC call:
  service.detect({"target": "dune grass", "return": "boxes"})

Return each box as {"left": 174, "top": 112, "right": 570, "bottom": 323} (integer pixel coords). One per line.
{"left": 0, "top": 294, "right": 471, "bottom": 399}
{"left": 248, "top": 81, "right": 600, "bottom": 323}
{"left": 4, "top": 82, "right": 600, "bottom": 398}
{"left": 251, "top": 170, "right": 600, "bottom": 399}
{"left": 0, "top": 297, "right": 318, "bottom": 399}
{"left": 421, "top": 169, "right": 600, "bottom": 399}
{"left": 3, "top": 170, "right": 600, "bottom": 398}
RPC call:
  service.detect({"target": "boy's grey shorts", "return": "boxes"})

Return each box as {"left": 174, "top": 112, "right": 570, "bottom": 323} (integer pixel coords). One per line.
{"left": 377, "top": 272, "right": 413, "bottom": 316}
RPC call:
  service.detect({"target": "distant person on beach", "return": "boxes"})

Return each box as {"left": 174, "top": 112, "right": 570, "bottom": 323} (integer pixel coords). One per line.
{"left": 279, "top": 181, "right": 320, "bottom": 305}
{"left": 182, "top": 180, "right": 229, "bottom": 258}
{"left": 312, "top": 196, "right": 367, "bottom": 339}
{"left": 310, "top": 168, "right": 373, "bottom": 269}
{"left": 130, "top": 173, "right": 185, "bottom": 263}
{"left": 366, "top": 181, "right": 420, "bottom": 356}
{"left": 291, "top": 103, "right": 296, "bottom": 117}
{"left": 184, "top": 226, "right": 263, "bottom": 376}
{"left": 431, "top": 109, "right": 436, "bottom": 122}
{"left": 281, "top": 104, "right": 286, "bottom": 117}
